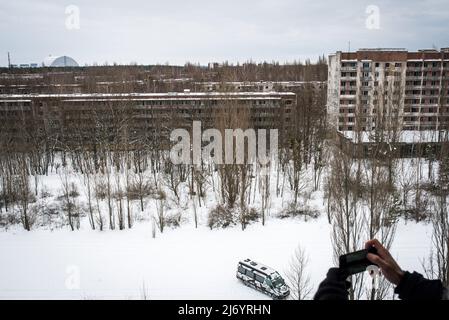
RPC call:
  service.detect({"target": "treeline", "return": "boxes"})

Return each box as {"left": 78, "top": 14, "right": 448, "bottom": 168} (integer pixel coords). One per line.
{"left": 0, "top": 58, "right": 327, "bottom": 94}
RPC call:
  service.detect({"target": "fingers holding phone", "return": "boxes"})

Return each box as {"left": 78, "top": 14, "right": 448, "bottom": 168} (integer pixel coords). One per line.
{"left": 365, "top": 239, "right": 404, "bottom": 286}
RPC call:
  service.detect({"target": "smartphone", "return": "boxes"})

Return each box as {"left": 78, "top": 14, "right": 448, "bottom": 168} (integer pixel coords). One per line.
{"left": 339, "top": 246, "right": 378, "bottom": 276}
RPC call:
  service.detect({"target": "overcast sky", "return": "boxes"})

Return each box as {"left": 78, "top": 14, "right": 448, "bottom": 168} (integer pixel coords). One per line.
{"left": 1, "top": 0, "right": 449, "bottom": 66}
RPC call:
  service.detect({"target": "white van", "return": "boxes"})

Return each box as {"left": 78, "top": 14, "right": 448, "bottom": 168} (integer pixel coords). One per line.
{"left": 236, "top": 258, "right": 290, "bottom": 299}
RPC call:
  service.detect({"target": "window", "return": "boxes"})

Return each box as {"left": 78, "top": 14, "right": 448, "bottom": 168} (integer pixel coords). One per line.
{"left": 246, "top": 270, "right": 254, "bottom": 279}
{"left": 255, "top": 274, "right": 264, "bottom": 283}
{"left": 264, "top": 278, "right": 272, "bottom": 287}
{"left": 238, "top": 265, "right": 246, "bottom": 274}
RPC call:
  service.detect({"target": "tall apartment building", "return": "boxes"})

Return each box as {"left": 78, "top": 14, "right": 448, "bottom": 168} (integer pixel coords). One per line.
{"left": 0, "top": 91, "right": 295, "bottom": 150}
{"left": 328, "top": 48, "right": 449, "bottom": 136}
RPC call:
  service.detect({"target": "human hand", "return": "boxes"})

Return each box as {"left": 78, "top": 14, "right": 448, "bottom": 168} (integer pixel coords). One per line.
{"left": 365, "top": 239, "right": 404, "bottom": 286}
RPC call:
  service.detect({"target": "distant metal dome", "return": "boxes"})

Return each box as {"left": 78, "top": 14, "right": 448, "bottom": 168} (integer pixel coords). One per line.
{"left": 43, "top": 55, "right": 79, "bottom": 67}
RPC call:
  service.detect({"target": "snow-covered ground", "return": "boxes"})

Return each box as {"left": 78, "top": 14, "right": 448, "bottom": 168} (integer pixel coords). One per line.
{"left": 0, "top": 215, "right": 431, "bottom": 299}
{"left": 0, "top": 155, "right": 437, "bottom": 299}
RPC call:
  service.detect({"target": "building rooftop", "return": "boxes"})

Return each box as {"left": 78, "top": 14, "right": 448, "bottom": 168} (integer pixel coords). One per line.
{"left": 239, "top": 258, "right": 277, "bottom": 276}
{"left": 43, "top": 55, "right": 79, "bottom": 67}
{"left": 0, "top": 91, "right": 296, "bottom": 99}
{"left": 358, "top": 48, "right": 407, "bottom": 52}
{"left": 337, "top": 48, "right": 449, "bottom": 61}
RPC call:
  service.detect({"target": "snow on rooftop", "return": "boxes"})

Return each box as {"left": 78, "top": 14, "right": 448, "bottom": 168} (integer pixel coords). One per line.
{"left": 240, "top": 258, "right": 277, "bottom": 276}
{"left": 65, "top": 97, "right": 285, "bottom": 102}
{"left": 340, "top": 130, "right": 445, "bottom": 144}
{"left": 0, "top": 92, "right": 296, "bottom": 99}
{"left": 196, "top": 80, "right": 325, "bottom": 85}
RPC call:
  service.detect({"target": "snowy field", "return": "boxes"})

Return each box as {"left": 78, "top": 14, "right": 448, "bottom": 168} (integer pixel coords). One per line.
{"left": 0, "top": 154, "right": 437, "bottom": 299}
{"left": 0, "top": 215, "right": 431, "bottom": 299}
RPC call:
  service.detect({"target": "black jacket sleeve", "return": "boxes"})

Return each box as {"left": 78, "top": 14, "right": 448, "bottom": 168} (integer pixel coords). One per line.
{"left": 394, "top": 271, "right": 445, "bottom": 300}
{"left": 314, "top": 268, "right": 350, "bottom": 300}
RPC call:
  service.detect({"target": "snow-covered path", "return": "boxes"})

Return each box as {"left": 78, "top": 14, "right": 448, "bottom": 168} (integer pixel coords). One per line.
{"left": 0, "top": 217, "right": 431, "bottom": 299}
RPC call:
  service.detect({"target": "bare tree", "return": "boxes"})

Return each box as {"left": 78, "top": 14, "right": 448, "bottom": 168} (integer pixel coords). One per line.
{"left": 59, "top": 168, "right": 80, "bottom": 231}
{"left": 79, "top": 154, "right": 96, "bottom": 230}
{"left": 17, "top": 155, "right": 33, "bottom": 231}
{"left": 129, "top": 164, "right": 153, "bottom": 212}
{"left": 93, "top": 173, "right": 105, "bottom": 231}
{"left": 424, "top": 131, "right": 449, "bottom": 286}
{"left": 286, "top": 245, "right": 312, "bottom": 300}
{"left": 114, "top": 167, "right": 126, "bottom": 230}
{"left": 286, "top": 139, "right": 304, "bottom": 205}
{"left": 192, "top": 194, "right": 199, "bottom": 228}
{"left": 155, "top": 192, "right": 167, "bottom": 233}
{"left": 327, "top": 144, "right": 364, "bottom": 300}
{"left": 162, "top": 161, "right": 184, "bottom": 204}
{"left": 259, "top": 165, "right": 271, "bottom": 226}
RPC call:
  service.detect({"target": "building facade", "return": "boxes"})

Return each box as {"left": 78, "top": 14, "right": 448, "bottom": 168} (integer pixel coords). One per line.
{"left": 0, "top": 92, "right": 295, "bottom": 150}
{"left": 328, "top": 48, "right": 449, "bottom": 134}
